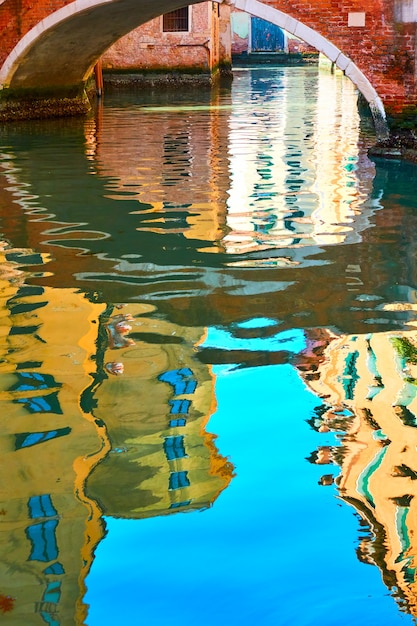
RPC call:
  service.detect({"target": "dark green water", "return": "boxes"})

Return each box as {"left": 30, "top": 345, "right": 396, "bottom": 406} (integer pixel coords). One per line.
{"left": 1, "top": 65, "right": 417, "bottom": 625}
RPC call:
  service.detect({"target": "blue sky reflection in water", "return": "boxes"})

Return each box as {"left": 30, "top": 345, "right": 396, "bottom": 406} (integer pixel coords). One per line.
{"left": 85, "top": 327, "right": 413, "bottom": 626}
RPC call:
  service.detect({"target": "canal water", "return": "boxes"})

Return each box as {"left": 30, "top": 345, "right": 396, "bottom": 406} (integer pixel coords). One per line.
{"left": 1, "top": 64, "right": 417, "bottom": 625}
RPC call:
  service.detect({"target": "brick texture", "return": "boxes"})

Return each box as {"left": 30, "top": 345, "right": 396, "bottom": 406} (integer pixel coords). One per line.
{"left": 262, "top": 0, "right": 417, "bottom": 117}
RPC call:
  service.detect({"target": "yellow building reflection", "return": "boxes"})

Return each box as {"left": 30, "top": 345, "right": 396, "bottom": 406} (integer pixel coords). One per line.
{"left": 0, "top": 249, "right": 233, "bottom": 624}
{"left": 304, "top": 325, "right": 417, "bottom": 616}
{"left": 0, "top": 246, "right": 106, "bottom": 625}
{"left": 86, "top": 304, "right": 234, "bottom": 518}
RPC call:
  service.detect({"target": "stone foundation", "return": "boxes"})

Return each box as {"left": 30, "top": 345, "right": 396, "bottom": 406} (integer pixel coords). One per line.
{"left": 0, "top": 86, "right": 90, "bottom": 121}
{"left": 369, "top": 129, "right": 417, "bottom": 164}
{"left": 102, "top": 69, "right": 215, "bottom": 89}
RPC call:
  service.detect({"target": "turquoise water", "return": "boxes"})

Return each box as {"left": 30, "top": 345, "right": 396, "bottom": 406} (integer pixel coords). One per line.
{"left": 87, "top": 363, "right": 408, "bottom": 626}
{"left": 0, "top": 66, "right": 417, "bottom": 624}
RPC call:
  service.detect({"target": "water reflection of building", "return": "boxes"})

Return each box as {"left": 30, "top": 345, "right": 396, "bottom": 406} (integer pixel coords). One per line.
{"left": 0, "top": 250, "right": 107, "bottom": 625}
{"left": 85, "top": 65, "right": 378, "bottom": 263}
{"left": 85, "top": 86, "right": 230, "bottom": 251}
{"left": 0, "top": 72, "right": 387, "bottom": 335}
{"left": 311, "top": 66, "right": 376, "bottom": 246}
{"left": 224, "top": 65, "right": 376, "bottom": 256}
{"left": 302, "top": 325, "right": 417, "bottom": 617}
{"left": 86, "top": 305, "right": 234, "bottom": 518}
{"left": 0, "top": 253, "right": 232, "bottom": 622}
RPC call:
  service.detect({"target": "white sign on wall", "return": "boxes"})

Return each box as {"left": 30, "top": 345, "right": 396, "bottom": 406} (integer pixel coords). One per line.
{"left": 348, "top": 12, "right": 366, "bottom": 27}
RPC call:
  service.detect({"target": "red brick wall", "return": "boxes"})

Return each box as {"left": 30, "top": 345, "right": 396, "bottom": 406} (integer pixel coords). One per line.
{"left": 264, "top": 0, "right": 417, "bottom": 117}
{"left": 0, "top": 0, "right": 73, "bottom": 67}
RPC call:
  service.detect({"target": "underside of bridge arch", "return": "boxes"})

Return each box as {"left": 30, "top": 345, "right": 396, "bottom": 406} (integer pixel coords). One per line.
{"left": 0, "top": 0, "right": 207, "bottom": 91}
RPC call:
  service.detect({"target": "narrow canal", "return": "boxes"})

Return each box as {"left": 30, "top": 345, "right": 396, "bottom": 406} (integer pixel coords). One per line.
{"left": 1, "top": 63, "right": 417, "bottom": 625}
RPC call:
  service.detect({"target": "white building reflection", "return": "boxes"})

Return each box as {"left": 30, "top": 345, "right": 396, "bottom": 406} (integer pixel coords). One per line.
{"left": 224, "top": 63, "right": 378, "bottom": 256}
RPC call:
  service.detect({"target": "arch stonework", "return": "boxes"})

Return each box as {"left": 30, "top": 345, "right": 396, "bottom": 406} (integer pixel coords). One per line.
{"left": 0, "top": 0, "right": 415, "bottom": 132}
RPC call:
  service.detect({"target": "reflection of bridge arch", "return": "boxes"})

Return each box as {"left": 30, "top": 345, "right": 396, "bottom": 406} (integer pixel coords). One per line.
{"left": 0, "top": 0, "right": 388, "bottom": 133}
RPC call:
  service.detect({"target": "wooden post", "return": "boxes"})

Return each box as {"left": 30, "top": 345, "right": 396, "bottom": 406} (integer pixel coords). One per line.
{"left": 94, "top": 59, "right": 103, "bottom": 98}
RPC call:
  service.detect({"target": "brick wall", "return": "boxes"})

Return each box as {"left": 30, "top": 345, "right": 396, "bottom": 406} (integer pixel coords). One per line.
{"left": 0, "top": 0, "right": 73, "bottom": 67}
{"left": 264, "top": 0, "right": 417, "bottom": 117}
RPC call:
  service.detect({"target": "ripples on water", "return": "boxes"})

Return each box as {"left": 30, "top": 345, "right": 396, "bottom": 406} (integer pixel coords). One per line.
{"left": 1, "top": 65, "right": 417, "bottom": 624}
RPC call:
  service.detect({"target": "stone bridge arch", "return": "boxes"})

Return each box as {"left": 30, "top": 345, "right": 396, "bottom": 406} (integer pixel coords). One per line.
{"left": 0, "top": 0, "right": 195, "bottom": 93}
{"left": 0, "top": 0, "right": 414, "bottom": 135}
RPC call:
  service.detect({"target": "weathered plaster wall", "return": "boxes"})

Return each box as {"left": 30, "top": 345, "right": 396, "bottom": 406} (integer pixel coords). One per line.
{"left": 102, "top": 4, "right": 212, "bottom": 73}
